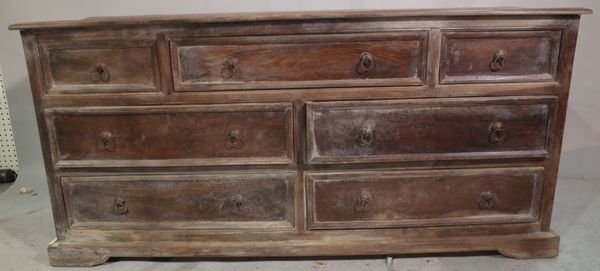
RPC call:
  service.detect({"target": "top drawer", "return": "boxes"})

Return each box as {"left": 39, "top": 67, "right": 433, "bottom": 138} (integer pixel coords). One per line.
{"left": 170, "top": 31, "right": 428, "bottom": 91}
{"left": 440, "top": 30, "right": 561, "bottom": 84}
{"left": 38, "top": 39, "right": 161, "bottom": 94}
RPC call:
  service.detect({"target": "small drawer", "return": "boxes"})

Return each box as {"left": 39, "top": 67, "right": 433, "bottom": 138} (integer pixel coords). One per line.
{"left": 62, "top": 172, "right": 295, "bottom": 229}
{"left": 45, "top": 103, "right": 294, "bottom": 168}
{"left": 306, "top": 167, "right": 543, "bottom": 229}
{"left": 439, "top": 30, "right": 561, "bottom": 84}
{"left": 170, "top": 31, "right": 428, "bottom": 91}
{"left": 306, "top": 96, "right": 555, "bottom": 164}
{"left": 38, "top": 39, "right": 161, "bottom": 94}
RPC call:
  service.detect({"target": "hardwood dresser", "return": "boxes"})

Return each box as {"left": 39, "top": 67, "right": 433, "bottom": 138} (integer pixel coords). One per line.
{"left": 10, "top": 7, "right": 591, "bottom": 266}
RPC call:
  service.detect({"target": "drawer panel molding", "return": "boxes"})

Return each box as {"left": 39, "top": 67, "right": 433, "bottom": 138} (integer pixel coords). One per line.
{"left": 45, "top": 103, "right": 294, "bottom": 168}
{"left": 62, "top": 172, "right": 296, "bottom": 229}
{"left": 439, "top": 30, "right": 562, "bottom": 84}
{"left": 306, "top": 167, "right": 543, "bottom": 229}
{"left": 307, "top": 96, "right": 556, "bottom": 164}
{"left": 171, "top": 31, "right": 428, "bottom": 91}
{"left": 38, "top": 39, "right": 162, "bottom": 94}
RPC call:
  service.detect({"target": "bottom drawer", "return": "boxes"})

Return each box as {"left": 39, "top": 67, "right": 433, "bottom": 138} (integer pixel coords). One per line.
{"left": 62, "top": 172, "right": 295, "bottom": 229}
{"left": 306, "top": 167, "right": 543, "bottom": 229}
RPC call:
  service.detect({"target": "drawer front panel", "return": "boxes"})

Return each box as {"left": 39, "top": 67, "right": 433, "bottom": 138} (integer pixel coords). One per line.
{"left": 307, "top": 167, "right": 542, "bottom": 229}
{"left": 39, "top": 39, "right": 161, "bottom": 94}
{"left": 307, "top": 97, "right": 555, "bottom": 164}
{"left": 171, "top": 31, "right": 428, "bottom": 91}
{"left": 46, "top": 103, "right": 293, "bottom": 167}
{"left": 440, "top": 31, "right": 561, "bottom": 84}
{"left": 62, "top": 173, "right": 295, "bottom": 229}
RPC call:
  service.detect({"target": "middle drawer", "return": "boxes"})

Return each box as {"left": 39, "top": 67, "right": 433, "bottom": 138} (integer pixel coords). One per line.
{"left": 45, "top": 103, "right": 294, "bottom": 168}
{"left": 307, "top": 96, "right": 555, "bottom": 164}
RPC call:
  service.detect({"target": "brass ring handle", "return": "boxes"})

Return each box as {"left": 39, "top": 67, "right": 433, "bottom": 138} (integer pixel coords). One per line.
{"left": 356, "top": 52, "right": 375, "bottom": 75}
{"left": 489, "top": 49, "right": 506, "bottom": 72}
{"left": 479, "top": 191, "right": 494, "bottom": 210}
{"left": 221, "top": 57, "right": 239, "bottom": 79}
{"left": 93, "top": 63, "right": 111, "bottom": 82}
{"left": 488, "top": 121, "right": 506, "bottom": 144}
{"left": 354, "top": 191, "right": 371, "bottom": 213}
{"left": 224, "top": 128, "right": 242, "bottom": 149}
{"left": 230, "top": 195, "right": 245, "bottom": 214}
{"left": 100, "top": 131, "right": 116, "bottom": 152}
{"left": 113, "top": 198, "right": 129, "bottom": 215}
{"left": 358, "top": 127, "right": 374, "bottom": 146}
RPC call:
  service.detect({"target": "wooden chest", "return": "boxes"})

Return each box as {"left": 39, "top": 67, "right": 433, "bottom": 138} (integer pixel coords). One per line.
{"left": 10, "top": 7, "right": 591, "bottom": 266}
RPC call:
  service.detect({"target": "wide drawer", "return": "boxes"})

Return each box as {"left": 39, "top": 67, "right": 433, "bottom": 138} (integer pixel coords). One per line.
{"left": 306, "top": 96, "right": 555, "bottom": 164}
{"left": 38, "top": 39, "right": 161, "bottom": 94}
{"left": 439, "top": 30, "right": 561, "bottom": 84}
{"left": 170, "top": 31, "right": 428, "bottom": 91}
{"left": 62, "top": 172, "right": 295, "bottom": 229}
{"left": 306, "top": 167, "right": 543, "bottom": 229}
{"left": 46, "top": 103, "right": 294, "bottom": 168}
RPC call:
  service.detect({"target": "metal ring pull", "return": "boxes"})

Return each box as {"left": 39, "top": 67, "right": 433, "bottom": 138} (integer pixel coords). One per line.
{"left": 230, "top": 195, "right": 246, "bottom": 214}
{"left": 93, "top": 63, "right": 111, "bottom": 82}
{"left": 113, "top": 198, "right": 129, "bottom": 215}
{"left": 354, "top": 191, "right": 371, "bottom": 213}
{"left": 224, "top": 128, "right": 242, "bottom": 149}
{"left": 356, "top": 52, "right": 375, "bottom": 75}
{"left": 221, "top": 57, "right": 239, "bottom": 79}
{"left": 100, "top": 131, "right": 116, "bottom": 152}
{"left": 488, "top": 121, "right": 506, "bottom": 144}
{"left": 479, "top": 191, "right": 494, "bottom": 210}
{"left": 358, "top": 127, "right": 374, "bottom": 146}
{"left": 489, "top": 49, "right": 506, "bottom": 72}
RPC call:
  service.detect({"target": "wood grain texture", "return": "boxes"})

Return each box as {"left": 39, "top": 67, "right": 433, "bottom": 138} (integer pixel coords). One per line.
{"left": 62, "top": 172, "right": 295, "bottom": 229}
{"left": 171, "top": 32, "right": 427, "bottom": 91}
{"left": 539, "top": 19, "right": 582, "bottom": 231}
{"left": 38, "top": 39, "right": 161, "bottom": 94}
{"left": 306, "top": 167, "right": 543, "bottom": 229}
{"left": 9, "top": 7, "right": 591, "bottom": 30}
{"left": 19, "top": 32, "right": 70, "bottom": 239}
{"left": 46, "top": 231, "right": 560, "bottom": 266}
{"left": 45, "top": 103, "right": 294, "bottom": 168}
{"left": 9, "top": 8, "right": 590, "bottom": 266}
{"left": 440, "top": 30, "right": 561, "bottom": 84}
{"left": 307, "top": 96, "right": 555, "bottom": 164}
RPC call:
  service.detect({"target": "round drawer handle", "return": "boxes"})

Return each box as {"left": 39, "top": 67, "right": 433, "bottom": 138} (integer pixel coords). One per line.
{"left": 489, "top": 49, "right": 506, "bottom": 72}
{"left": 100, "top": 131, "right": 116, "bottom": 152}
{"left": 488, "top": 121, "right": 506, "bottom": 144}
{"left": 479, "top": 191, "right": 494, "bottom": 210}
{"left": 356, "top": 52, "right": 375, "bottom": 75}
{"left": 113, "top": 198, "right": 129, "bottom": 215}
{"left": 221, "top": 57, "right": 239, "bottom": 79}
{"left": 353, "top": 191, "right": 371, "bottom": 213}
{"left": 230, "top": 195, "right": 245, "bottom": 214}
{"left": 224, "top": 128, "right": 242, "bottom": 149}
{"left": 358, "top": 127, "right": 374, "bottom": 146}
{"left": 93, "top": 63, "right": 111, "bottom": 82}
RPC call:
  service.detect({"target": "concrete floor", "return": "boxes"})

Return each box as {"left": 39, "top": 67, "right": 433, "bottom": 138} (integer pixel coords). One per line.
{"left": 1, "top": 171, "right": 599, "bottom": 271}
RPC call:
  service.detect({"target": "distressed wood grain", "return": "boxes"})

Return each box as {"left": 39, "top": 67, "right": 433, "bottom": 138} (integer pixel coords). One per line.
{"left": 9, "top": 8, "right": 590, "bottom": 266}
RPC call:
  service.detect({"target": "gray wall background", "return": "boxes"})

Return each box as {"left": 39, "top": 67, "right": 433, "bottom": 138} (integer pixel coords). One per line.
{"left": 0, "top": 0, "right": 598, "bottom": 189}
